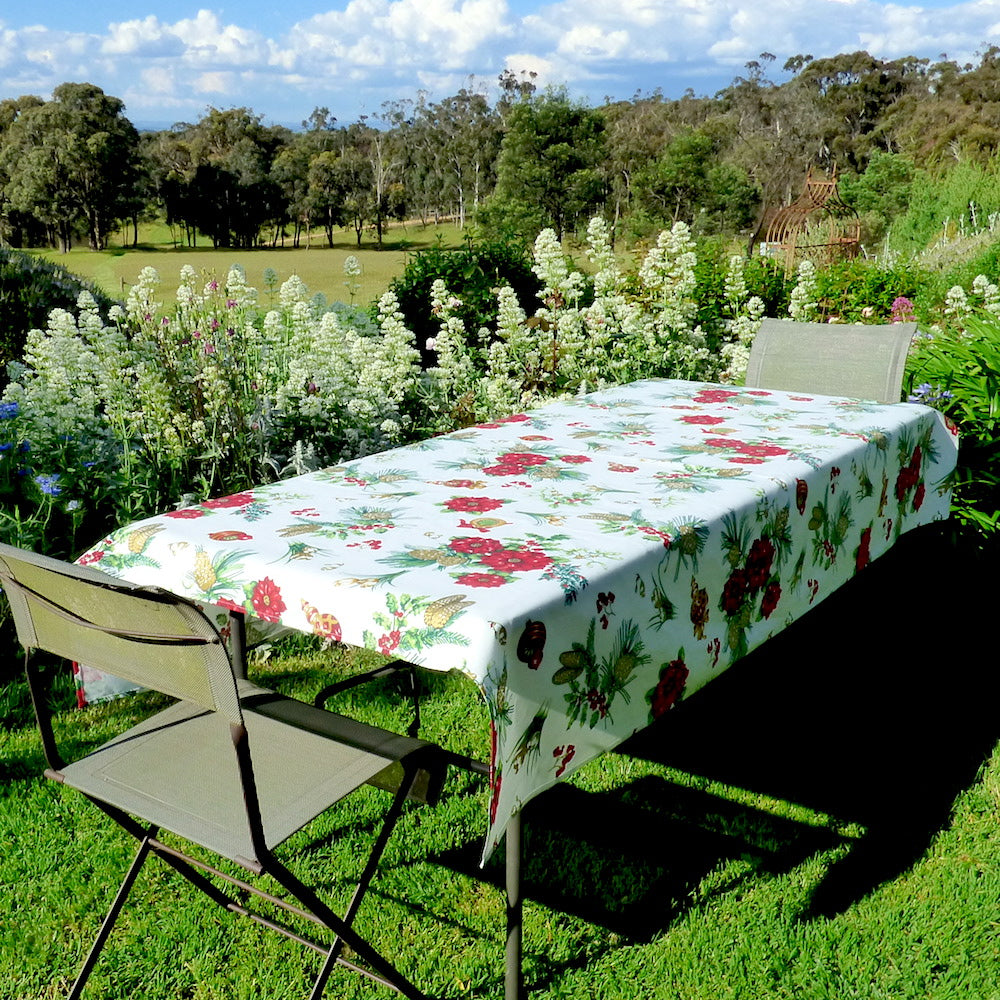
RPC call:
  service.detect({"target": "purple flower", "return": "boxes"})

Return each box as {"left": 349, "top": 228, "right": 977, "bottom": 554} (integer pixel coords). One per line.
{"left": 34, "top": 473, "right": 61, "bottom": 496}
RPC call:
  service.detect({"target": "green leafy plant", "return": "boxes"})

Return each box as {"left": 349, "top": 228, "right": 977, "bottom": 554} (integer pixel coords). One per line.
{"left": 905, "top": 312, "right": 1000, "bottom": 538}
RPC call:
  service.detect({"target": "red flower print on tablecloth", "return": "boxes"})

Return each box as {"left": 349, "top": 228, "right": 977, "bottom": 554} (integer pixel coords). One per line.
{"left": 378, "top": 630, "right": 401, "bottom": 655}
{"left": 855, "top": 525, "right": 872, "bottom": 573}
{"left": 745, "top": 537, "right": 775, "bottom": 590}
{"left": 913, "top": 483, "right": 925, "bottom": 511}
{"left": 738, "top": 443, "right": 789, "bottom": 458}
{"left": 450, "top": 536, "right": 504, "bottom": 555}
{"left": 608, "top": 462, "right": 638, "bottom": 473}
{"left": 559, "top": 454, "right": 591, "bottom": 464}
{"left": 457, "top": 572, "right": 508, "bottom": 588}
{"left": 165, "top": 508, "right": 205, "bottom": 519}
{"left": 649, "top": 658, "right": 689, "bottom": 719}
{"left": 760, "top": 582, "right": 782, "bottom": 618}
{"left": 895, "top": 445, "right": 922, "bottom": 501}
{"left": 202, "top": 491, "right": 255, "bottom": 509}
{"left": 209, "top": 530, "right": 253, "bottom": 541}
{"left": 443, "top": 496, "right": 506, "bottom": 513}
{"left": 480, "top": 547, "right": 553, "bottom": 573}
{"left": 78, "top": 550, "right": 105, "bottom": 565}
{"left": 720, "top": 568, "right": 749, "bottom": 615}
{"left": 217, "top": 597, "right": 246, "bottom": 615}
{"left": 682, "top": 414, "right": 726, "bottom": 425}
{"left": 250, "top": 577, "right": 286, "bottom": 622}
{"left": 694, "top": 388, "right": 740, "bottom": 403}
{"left": 552, "top": 744, "right": 576, "bottom": 777}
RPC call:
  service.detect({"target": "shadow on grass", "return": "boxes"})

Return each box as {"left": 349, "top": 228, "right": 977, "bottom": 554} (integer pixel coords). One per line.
{"left": 620, "top": 521, "right": 998, "bottom": 919}
{"left": 433, "top": 522, "right": 998, "bottom": 956}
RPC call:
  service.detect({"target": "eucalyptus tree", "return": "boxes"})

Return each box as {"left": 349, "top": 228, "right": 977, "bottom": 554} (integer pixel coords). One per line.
{"left": 0, "top": 83, "right": 140, "bottom": 251}
{"left": 164, "top": 107, "right": 289, "bottom": 249}
{"left": 484, "top": 86, "right": 606, "bottom": 240}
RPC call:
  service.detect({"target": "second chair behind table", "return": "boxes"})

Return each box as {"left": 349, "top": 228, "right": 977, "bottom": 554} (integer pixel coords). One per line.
{"left": 744, "top": 318, "right": 917, "bottom": 403}
{"left": 0, "top": 541, "right": 451, "bottom": 1000}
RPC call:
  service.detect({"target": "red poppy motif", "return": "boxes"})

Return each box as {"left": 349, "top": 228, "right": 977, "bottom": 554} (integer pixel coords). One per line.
{"left": 480, "top": 547, "right": 553, "bottom": 573}
{"left": 502, "top": 452, "right": 549, "bottom": 466}
{"left": 165, "top": 508, "right": 205, "bottom": 519}
{"left": 450, "top": 536, "right": 504, "bottom": 555}
{"left": 682, "top": 415, "right": 725, "bottom": 425}
{"left": 443, "top": 496, "right": 506, "bottom": 513}
{"left": 650, "top": 659, "right": 689, "bottom": 718}
{"left": 78, "top": 550, "right": 104, "bottom": 565}
{"left": 559, "top": 454, "right": 592, "bottom": 463}
{"left": 209, "top": 530, "right": 253, "bottom": 541}
{"left": 497, "top": 413, "right": 530, "bottom": 423}
{"left": 456, "top": 572, "right": 508, "bottom": 588}
{"left": 250, "top": 577, "right": 286, "bottom": 622}
{"left": 202, "top": 491, "right": 254, "bottom": 508}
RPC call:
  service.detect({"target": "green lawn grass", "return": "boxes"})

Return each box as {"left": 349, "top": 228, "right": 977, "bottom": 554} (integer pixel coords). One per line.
{"left": 2, "top": 527, "right": 998, "bottom": 999}
{"left": 28, "top": 220, "right": 467, "bottom": 307}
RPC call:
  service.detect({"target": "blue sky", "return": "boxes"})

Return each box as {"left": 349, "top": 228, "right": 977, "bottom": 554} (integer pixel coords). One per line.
{"left": 2, "top": 1, "right": 999, "bottom": 128}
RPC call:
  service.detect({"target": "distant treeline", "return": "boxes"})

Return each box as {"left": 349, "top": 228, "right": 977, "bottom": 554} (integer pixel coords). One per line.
{"left": 6, "top": 50, "right": 1000, "bottom": 254}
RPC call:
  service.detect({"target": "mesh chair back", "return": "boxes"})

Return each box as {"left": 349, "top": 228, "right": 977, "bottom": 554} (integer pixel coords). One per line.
{"left": 0, "top": 543, "right": 240, "bottom": 721}
{"left": 744, "top": 319, "right": 917, "bottom": 403}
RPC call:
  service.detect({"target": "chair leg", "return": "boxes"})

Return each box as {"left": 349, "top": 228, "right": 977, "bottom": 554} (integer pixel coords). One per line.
{"left": 67, "top": 827, "right": 156, "bottom": 1000}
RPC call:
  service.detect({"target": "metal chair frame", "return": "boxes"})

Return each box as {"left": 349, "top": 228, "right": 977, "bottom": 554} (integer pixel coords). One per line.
{"left": 0, "top": 542, "right": 448, "bottom": 1000}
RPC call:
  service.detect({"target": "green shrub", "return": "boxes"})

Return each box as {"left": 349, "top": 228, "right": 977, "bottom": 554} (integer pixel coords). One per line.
{"left": 0, "top": 249, "right": 115, "bottom": 381}
{"left": 905, "top": 313, "right": 1000, "bottom": 539}
{"left": 388, "top": 236, "right": 541, "bottom": 367}
{"left": 812, "top": 258, "right": 927, "bottom": 322}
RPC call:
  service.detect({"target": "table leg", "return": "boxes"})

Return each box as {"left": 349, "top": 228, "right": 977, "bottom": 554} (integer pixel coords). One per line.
{"left": 228, "top": 610, "right": 247, "bottom": 680}
{"left": 505, "top": 810, "right": 524, "bottom": 1000}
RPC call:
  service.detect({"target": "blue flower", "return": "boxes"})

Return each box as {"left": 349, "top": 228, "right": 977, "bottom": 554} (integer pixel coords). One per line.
{"left": 34, "top": 473, "right": 62, "bottom": 496}
{"left": 0, "top": 401, "right": 18, "bottom": 420}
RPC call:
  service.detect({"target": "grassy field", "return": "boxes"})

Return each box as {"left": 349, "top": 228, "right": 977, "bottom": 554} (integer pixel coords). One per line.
{"left": 29, "top": 220, "right": 468, "bottom": 307}
{"left": 2, "top": 525, "right": 999, "bottom": 999}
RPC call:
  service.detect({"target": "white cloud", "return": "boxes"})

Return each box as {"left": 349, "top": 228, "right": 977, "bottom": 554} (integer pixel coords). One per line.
{"left": 2, "top": 0, "right": 1000, "bottom": 123}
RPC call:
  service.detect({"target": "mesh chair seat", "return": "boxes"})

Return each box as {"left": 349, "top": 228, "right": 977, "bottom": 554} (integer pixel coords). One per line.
{"left": 54, "top": 684, "right": 445, "bottom": 865}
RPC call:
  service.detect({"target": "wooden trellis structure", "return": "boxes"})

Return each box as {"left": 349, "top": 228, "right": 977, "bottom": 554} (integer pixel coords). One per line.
{"left": 760, "top": 167, "right": 860, "bottom": 274}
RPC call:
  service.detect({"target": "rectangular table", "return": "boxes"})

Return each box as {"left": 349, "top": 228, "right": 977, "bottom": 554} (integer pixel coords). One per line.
{"left": 77, "top": 377, "right": 957, "bottom": 993}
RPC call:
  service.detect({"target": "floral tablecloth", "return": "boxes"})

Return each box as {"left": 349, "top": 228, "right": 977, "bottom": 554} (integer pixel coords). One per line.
{"left": 77, "top": 379, "right": 958, "bottom": 860}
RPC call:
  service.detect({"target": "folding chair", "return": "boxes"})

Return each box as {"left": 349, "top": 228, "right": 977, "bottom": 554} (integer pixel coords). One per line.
{"left": 0, "top": 542, "right": 449, "bottom": 1000}
{"left": 744, "top": 319, "right": 917, "bottom": 403}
